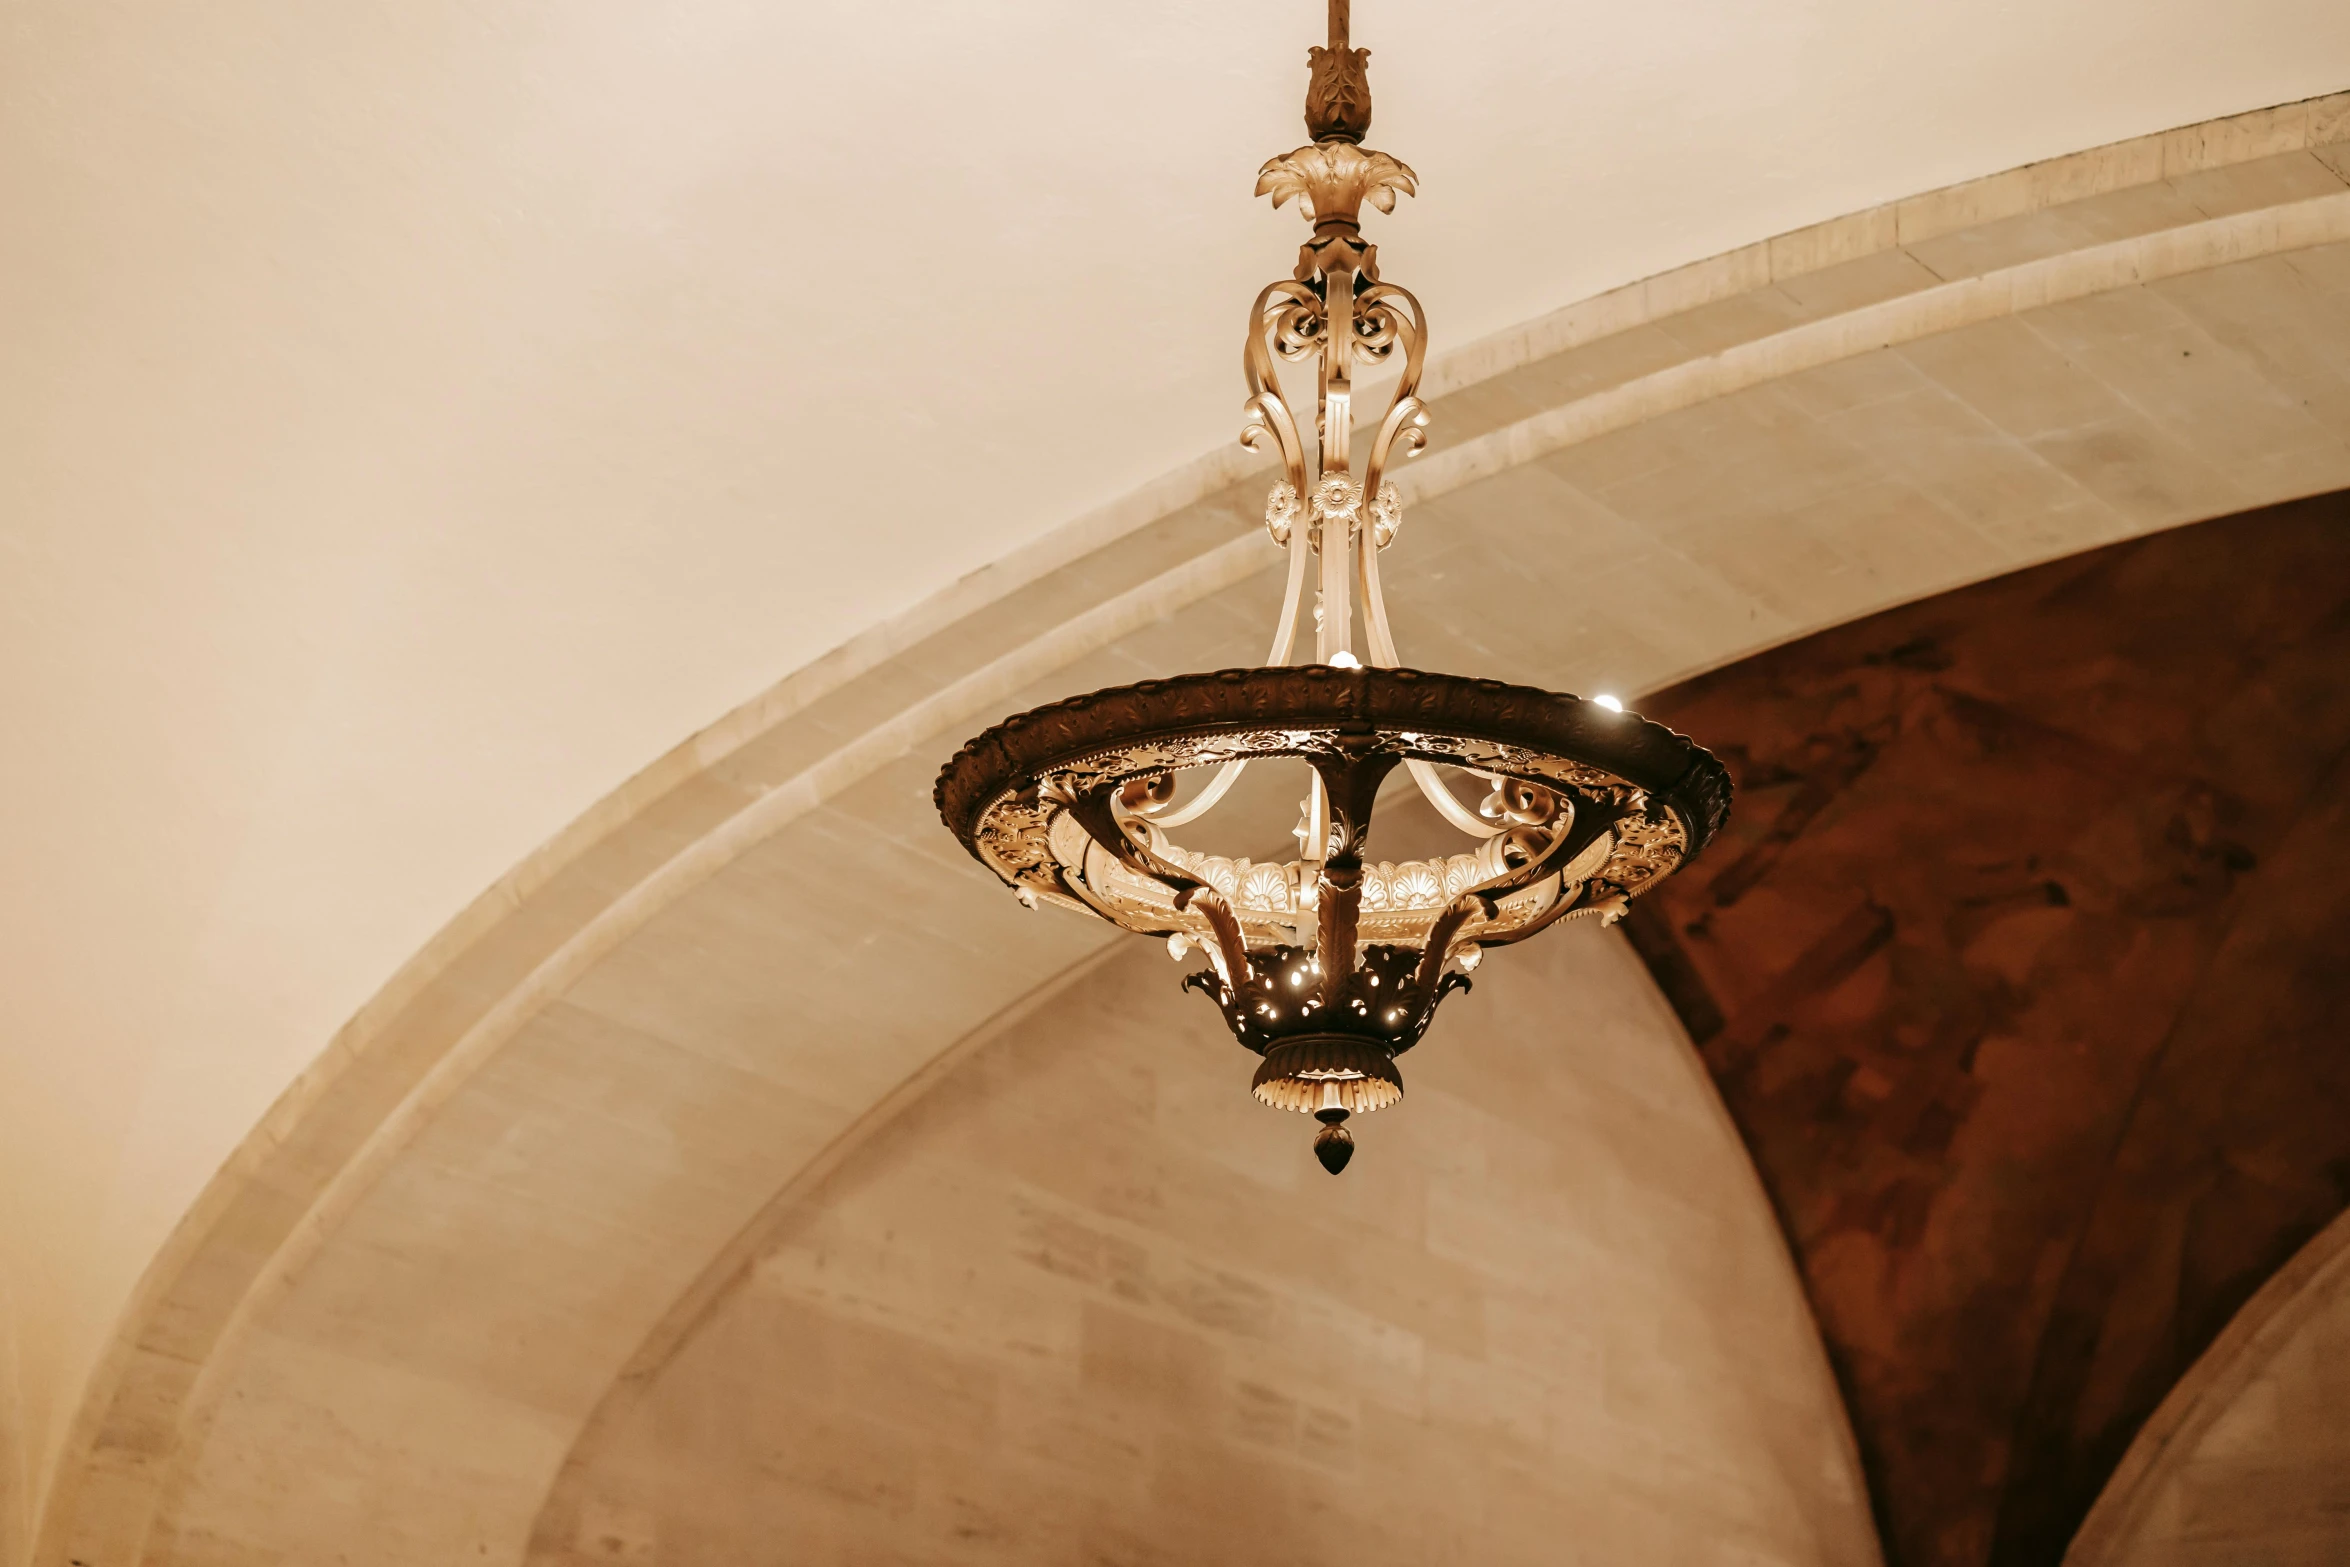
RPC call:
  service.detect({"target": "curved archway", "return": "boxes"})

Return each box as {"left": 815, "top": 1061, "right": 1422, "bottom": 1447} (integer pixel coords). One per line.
{"left": 1626, "top": 491, "right": 2350, "bottom": 1564}
{"left": 2066, "top": 1207, "right": 2350, "bottom": 1564}
{"left": 524, "top": 909, "right": 1880, "bottom": 1567}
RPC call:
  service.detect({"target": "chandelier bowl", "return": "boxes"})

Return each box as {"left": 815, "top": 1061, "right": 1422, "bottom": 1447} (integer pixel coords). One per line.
{"left": 937, "top": 665, "right": 1729, "bottom": 1166}
{"left": 936, "top": 664, "right": 1729, "bottom": 945}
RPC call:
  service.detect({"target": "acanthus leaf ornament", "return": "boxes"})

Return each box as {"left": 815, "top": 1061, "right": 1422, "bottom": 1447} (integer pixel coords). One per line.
{"left": 935, "top": 1, "right": 1730, "bottom": 1172}
{"left": 1264, "top": 481, "right": 1301, "bottom": 545}
{"left": 1367, "top": 479, "right": 1402, "bottom": 549}
{"left": 1254, "top": 143, "right": 1420, "bottom": 226}
{"left": 1304, "top": 38, "right": 1374, "bottom": 143}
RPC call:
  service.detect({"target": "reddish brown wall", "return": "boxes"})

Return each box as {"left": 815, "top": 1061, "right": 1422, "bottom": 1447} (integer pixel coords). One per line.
{"left": 1626, "top": 493, "right": 2350, "bottom": 1567}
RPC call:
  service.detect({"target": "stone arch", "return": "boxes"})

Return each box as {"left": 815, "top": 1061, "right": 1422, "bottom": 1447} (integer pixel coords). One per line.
{"left": 2065, "top": 1208, "right": 2350, "bottom": 1564}
{"left": 524, "top": 912, "right": 1880, "bottom": 1567}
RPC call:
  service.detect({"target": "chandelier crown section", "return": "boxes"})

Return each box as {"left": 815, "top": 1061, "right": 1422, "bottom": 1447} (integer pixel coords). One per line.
{"left": 935, "top": 2, "right": 1731, "bottom": 1171}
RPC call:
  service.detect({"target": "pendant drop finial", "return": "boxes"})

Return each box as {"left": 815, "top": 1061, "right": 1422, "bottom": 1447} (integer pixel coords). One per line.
{"left": 1313, "top": 1108, "right": 1355, "bottom": 1174}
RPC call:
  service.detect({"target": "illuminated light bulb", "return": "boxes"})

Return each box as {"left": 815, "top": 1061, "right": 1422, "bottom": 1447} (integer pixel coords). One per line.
{"left": 1593, "top": 693, "right": 1624, "bottom": 712}
{"left": 1328, "top": 650, "right": 1361, "bottom": 669}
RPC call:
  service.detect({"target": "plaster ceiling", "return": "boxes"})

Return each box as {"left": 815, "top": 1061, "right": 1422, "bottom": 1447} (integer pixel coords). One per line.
{"left": 1626, "top": 493, "right": 2350, "bottom": 1566}
{"left": 7, "top": 0, "right": 2350, "bottom": 1556}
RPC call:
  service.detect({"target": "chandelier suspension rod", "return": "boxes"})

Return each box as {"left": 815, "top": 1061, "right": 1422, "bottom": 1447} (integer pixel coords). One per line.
{"left": 1176, "top": 0, "right": 1503, "bottom": 841}
{"left": 1149, "top": 523, "right": 1314, "bottom": 830}
{"left": 1314, "top": 0, "right": 1486, "bottom": 835}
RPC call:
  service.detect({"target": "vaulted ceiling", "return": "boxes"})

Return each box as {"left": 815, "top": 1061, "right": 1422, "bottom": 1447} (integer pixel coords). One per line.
{"left": 1627, "top": 493, "right": 2350, "bottom": 1566}
{"left": 8, "top": 5, "right": 2350, "bottom": 1563}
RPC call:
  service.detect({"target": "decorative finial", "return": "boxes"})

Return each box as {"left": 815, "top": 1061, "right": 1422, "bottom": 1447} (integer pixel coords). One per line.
{"left": 1313, "top": 1110, "right": 1356, "bottom": 1174}
{"left": 1305, "top": 0, "right": 1371, "bottom": 143}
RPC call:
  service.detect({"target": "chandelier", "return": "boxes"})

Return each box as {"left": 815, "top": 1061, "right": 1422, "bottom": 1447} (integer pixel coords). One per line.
{"left": 937, "top": 1, "right": 1730, "bottom": 1173}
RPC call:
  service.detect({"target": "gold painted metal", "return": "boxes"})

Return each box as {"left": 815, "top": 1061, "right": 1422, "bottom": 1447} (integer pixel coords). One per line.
{"left": 1304, "top": 0, "right": 1374, "bottom": 143}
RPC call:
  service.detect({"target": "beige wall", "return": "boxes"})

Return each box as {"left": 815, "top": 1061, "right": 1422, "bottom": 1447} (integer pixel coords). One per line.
{"left": 527, "top": 919, "right": 1879, "bottom": 1567}
{"left": 2071, "top": 1211, "right": 2350, "bottom": 1566}
{"left": 0, "top": 1287, "right": 23, "bottom": 1567}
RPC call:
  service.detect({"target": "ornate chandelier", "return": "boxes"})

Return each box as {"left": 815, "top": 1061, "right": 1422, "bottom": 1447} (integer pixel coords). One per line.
{"left": 937, "top": 2, "right": 1729, "bottom": 1172}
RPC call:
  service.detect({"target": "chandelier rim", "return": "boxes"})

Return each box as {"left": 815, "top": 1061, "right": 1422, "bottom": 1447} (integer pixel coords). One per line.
{"left": 935, "top": 662, "right": 1732, "bottom": 867}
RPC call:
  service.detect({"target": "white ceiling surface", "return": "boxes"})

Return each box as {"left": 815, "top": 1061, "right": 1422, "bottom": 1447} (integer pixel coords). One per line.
{"left": 4, "top": 0, "right": 2349, "bottom": 1506}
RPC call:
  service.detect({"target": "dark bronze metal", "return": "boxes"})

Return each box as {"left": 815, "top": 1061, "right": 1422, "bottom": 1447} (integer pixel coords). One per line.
{"left": 1305, "top": 0, "right": 1373, "bottom": 146}
{"left": 934, "top": 665, "right": 1732, "bottom": 860}
{"left": 1184, "top": 938, "right": 1467, "bottom": 1059}
{"left": 1312, "top": 1114, "right": 1356, "bottom": 1174}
